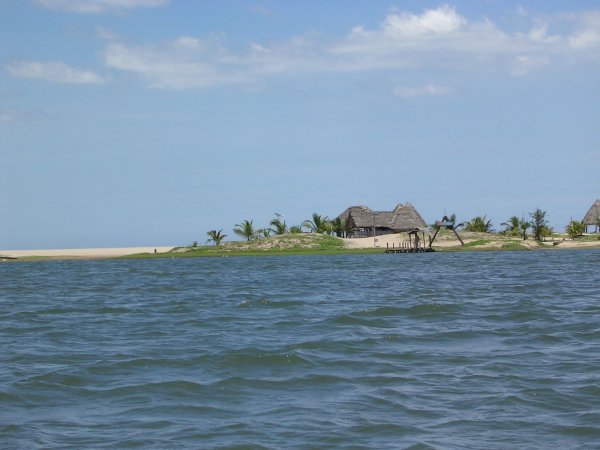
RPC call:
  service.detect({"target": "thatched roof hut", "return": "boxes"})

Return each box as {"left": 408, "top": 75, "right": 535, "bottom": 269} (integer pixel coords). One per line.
{"left": 336, "top": 203, "right": 427, "bottom": 237}
{"left": 582, "top": 199, "right": 600, "bottom": 232}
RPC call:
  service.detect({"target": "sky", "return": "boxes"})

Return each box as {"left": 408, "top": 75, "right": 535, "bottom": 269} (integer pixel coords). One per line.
{"left": 1, "top": 0, "right": 599, "bottom": 249}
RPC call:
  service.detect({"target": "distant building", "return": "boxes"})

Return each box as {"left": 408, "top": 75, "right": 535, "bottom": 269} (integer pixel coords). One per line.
{"left": 336, "top": 203, "right": 427, "bottom": 238}
{"left": 582, "top": 199, "right": 600, "bottom": 233}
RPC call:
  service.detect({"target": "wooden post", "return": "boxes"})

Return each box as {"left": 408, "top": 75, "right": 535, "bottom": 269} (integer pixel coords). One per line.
{"left": 430, "top": 226, "right": 440, "bottom": 247}
{"left": 452, "top": 227, "right": 465, "bottom": 246}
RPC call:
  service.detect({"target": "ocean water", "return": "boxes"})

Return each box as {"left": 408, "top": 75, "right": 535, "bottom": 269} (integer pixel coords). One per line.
{"left": 1, "top": 250, "right": 600, "bottom": 449}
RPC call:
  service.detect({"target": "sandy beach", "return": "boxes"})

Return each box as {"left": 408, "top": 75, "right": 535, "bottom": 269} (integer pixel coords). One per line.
{"left": 0, "top": 246, "right": 174, "bottom": 260}
{"left": 343, "top": 232, "right": 600, "bottom": 250}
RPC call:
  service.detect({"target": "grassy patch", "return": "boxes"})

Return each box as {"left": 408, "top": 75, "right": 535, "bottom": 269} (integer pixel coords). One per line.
{"left": 122, "top": 247, "right": 381, "bottom": 259}
{"left": 461, "top": 239, "right": 491, "bottom": 248}
{"left": 121, "top": 233, "right": 381, "bottom": 259}
{"left": 437, "top": 238, "right": 528, "bottom": 252}
{"left": 501, "top": 241, "right": 527, "bottom": 250}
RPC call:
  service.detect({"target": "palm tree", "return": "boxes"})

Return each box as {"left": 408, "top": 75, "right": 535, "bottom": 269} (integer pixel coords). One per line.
{"left": 233, "top": 219, "right": 255, "bottom": 241}
{"left": 461, "top": 215, "right": 493, "bottom": 233}
{"left": 566, "top": 220, "right": 584, "bottom": 240}
{"left": 256, "top": 228, "right": 272, "bottom": 238}
{"left": 206, "top": 229, "right": 226, "bottom": 246}
{"left": 501, "top": 216, "right": 521, "bottom": 236}
{"left": 519, "top": 218, "right": 530, "bottom": 240}
{"left": 269, "top": 213, "right": 287, "bottom": 235}
{"left": 303, "top": 213, "right": 330, "bottom": 234}
{"left": 529, "top": 208, "right": 548, "bottom": 241}
{"left": 540, "top": 225, "right": 553, "bottom": 241}
{"left": 331, "top": 217, "right": 346, "bottom": 237}
{"left": 289, "top": 225, "right": 303, "bottom": 234}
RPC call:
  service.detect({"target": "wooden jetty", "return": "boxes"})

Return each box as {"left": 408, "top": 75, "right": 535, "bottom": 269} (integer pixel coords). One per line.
{"left": 383, "top": 228, "right": 435, "bottom": 254}
{"left": 384, "top": 241, "right": 435, "bottom": 253}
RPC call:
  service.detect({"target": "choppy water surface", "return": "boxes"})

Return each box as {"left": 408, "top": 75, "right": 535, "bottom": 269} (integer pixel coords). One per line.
{"left": 1, "top": 250, "right": 600, "bottom": 449}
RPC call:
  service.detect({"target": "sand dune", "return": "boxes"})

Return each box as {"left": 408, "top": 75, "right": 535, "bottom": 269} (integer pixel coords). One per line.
{"left": 343, "top": 232, "right": 600, "bottom": 250}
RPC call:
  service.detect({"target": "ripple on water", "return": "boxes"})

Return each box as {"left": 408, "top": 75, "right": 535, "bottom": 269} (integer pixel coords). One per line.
{"left": 1, "top": 251, "right": 600, "bottom": 448}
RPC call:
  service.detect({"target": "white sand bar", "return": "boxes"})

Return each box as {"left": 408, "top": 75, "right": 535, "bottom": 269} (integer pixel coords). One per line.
{"left": 1, "top": 246, "right": 174, "bottom": 259}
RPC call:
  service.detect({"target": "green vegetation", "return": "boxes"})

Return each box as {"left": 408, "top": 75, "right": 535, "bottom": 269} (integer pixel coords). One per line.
{"left": 460, "top": 215, "right": 493, "bottom": 233}
{"left": 566, "top": 220, "right": 585, "bottom": 239}
{"left": 501, "top": 215, "right": 531, "bottom": 240}
{"left": 501, "top": 210, "right": 550, "bottom": 241}
{"left": 529, "top": 208, "right": 548, "bottom": 241}
{"left": 303, "top": 213, "right": 331, "bottom": 234}
{"left": 331, "top": 217, "right": 347, "bottom": 238}
{"left": 233, "top": 219, "right": 255, "bottom": 241}
{"left": 169, "top": 206, "right": 600, "bottom": 261}
{"left": 500, "top": 216, "right": 521, "bottom": 237}
{"left": 122, "top": 233, "right": 381, "bottom": 259}
{"left": 269, "top": 213, "right": 287, "bottom": 235}
{"left": 206, "top": 229, "right": 226, "bottom": 245}
{"left": 539, "top": 225, "right": 553, "bottom": 241}
{"left": 461, "top": 239, "right": 491, "bottom": 248}
{"left": 256, "top": 228, "right": 273, "bottom": 238}
{"left": 519, "top": 218, "right": 530, "bottom": 240}
{"left": 501, "top": 241, "right": 527, "bottom": 250}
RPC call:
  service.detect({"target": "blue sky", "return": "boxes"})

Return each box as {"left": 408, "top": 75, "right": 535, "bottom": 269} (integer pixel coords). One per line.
{"left": 1, "top": 0, "right": 599, "bottom": 249}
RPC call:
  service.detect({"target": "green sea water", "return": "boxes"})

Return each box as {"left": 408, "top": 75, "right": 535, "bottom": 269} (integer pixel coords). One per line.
{"left": 1, "top": 250, "right": 599, "bottom": 448}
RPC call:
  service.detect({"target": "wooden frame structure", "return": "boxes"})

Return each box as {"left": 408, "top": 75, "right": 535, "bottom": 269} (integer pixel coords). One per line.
{"left": 429, "top": 216, "right": 464, "bottom": 248}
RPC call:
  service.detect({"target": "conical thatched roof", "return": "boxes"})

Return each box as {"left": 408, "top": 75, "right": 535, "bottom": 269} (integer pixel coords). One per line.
{"left": 390, "top": 203, "right": 428, "bottom": 231}
{"left": 336, "top": 203, "right": 427, "bottom": 232}
{"left": 582, "top": 199, "right": 600, "bottom": 225}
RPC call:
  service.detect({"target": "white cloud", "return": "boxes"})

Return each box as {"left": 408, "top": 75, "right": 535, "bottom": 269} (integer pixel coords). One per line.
{"left": 569, "top": 30, "right": 600, "bottom": 49}
{"left": 103, "top": 38, "right": 249, "bottom": 89}
{"left": 35, "top": 0, "right": 167, "bottom": 14}
{"left": 6, "top": 61, "right": 106, "bottom": 84}
{"left": 382, "top": 5, "right": 465, "bottom": 37}
{"left": 96, "top": 6, "right": 600, "bottom": 89}
{"left": 394, "top": 84, "right": 452, "bottom": 98}
{"left": 528, "top": 27, "right": 561, "bottom": 45}
{"left": 563, "top": 11, "right": 600, "bottom": 50}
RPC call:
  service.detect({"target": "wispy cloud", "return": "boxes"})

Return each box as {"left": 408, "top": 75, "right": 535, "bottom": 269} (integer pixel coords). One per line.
{"left": 35, "top": 0, "right": 167, "bottom": 14}
{"left": 103, "top": 37, "right": 250, "bottom": 89}
{"left": 394, "top": 84, "right": 452, "bottom": 98}
{"left": 6, "top": 61, "right": 107, "bottom": 84}
{"left": 98, "top": 5, "right": 600, "bottom": 89}
{"left": 14, "top": 5, "right": 600, "bottom": 89}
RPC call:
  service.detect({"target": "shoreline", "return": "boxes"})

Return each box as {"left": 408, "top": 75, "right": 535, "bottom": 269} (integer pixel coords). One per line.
{"left": 2, "top": 235, "right": 600, "bottom": 262}
{"left": 0, "top": 246, "right": 175, "bottom": 261}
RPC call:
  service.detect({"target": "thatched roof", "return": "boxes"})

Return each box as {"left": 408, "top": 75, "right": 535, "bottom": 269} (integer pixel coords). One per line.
{"left": 582, "top": 199, "right": 600, "bottom": 225}
{"left": 337, "top": 205, "right": 373, "bottom": 223}
{"left": 337, "top": 203, "right": 428, "bottom": 232}
{"left": 390, "top": 203, "right": 428, "bottom": 231}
